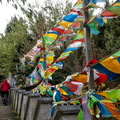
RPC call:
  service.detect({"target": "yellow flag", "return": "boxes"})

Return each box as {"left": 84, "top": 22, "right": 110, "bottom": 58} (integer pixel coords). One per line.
{"left": 100, "top": 57, "right": 120, "bottom": 74}
{"left": 44, "top": 33, "right": 58, "bottom": 40}
{"left": 58, "top": 21, "right": 72, "bottom": 29}
{"left": 46, "top": 56, "right": 54, "bottom": 63}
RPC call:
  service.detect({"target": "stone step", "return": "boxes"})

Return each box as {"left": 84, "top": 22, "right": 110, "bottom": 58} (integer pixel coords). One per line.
{"left": 0, "top": 97, "right": 19, "bottom": 120}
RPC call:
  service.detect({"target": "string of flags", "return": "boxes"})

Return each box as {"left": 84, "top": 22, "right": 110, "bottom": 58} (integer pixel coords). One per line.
{"left": 91, "top": 49, "right": 120, "bottom": 81}
{"left": 17, "top": 0, "right": 120, "bottom": 120}
{"left": 23, "top": 49, "right": 120, "bottom": 120}
{"left": 24, "top": 0, "right": 120, "bottom": 68}
{"left": 86, "top": 0, "right": 120, "bottom": 35}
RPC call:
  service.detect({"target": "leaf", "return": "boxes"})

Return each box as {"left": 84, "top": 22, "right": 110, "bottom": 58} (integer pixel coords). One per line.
{"left": 0, "top": 0, "right": 2, "bottom": 4}
{"left": 7, "top": 0, "right": 9, "bottom": 3}
{"left": 12, "top": 4, "right": 18, "bottom": 10}
{"left": 21, "top": 0, "right": 26, "bottom": 5}
{"left": 14, "top": 4, "right": 18, "bottom": 10}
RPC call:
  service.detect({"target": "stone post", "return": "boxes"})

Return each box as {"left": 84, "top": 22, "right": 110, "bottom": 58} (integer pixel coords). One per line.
{"left": 15, "top": 89, "right": 25, "bottom": 112}
{"left": 24, "top": 93, "right": 40, "bottom": 120}
{"left": 33, "top": 97, "right": 53, "bottom": 120}
{"left": 17, "top": 90, "right": 26, "bottom": 115}
{"left": 51, "top": 105, "right": 81, "bottom": 120}
{"left": 10, "top": 87, "right": 19, "bottom": 106}
{"left": 19, "top": 91, "right": 31, "bottom": 120}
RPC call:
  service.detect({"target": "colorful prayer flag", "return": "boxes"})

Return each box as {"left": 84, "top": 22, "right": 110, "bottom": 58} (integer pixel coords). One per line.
{"left": 65, "top": 80, "right": 83, "bottom": 95}
{"left": 92, "top": 50, "right": 120, "bottom": 81}
{"left": 51, "top": 26, "right": 65, "bottom": 35}
{"left": 58, "top": 21, "right": 73, "bottom": 29}
{"left": 87, "top": 22, "right": 100, "bottom": 35}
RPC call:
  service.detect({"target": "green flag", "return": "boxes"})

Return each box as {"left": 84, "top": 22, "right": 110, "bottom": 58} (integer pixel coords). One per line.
{"left": 42, "top": 36, "right": 55, "bottom": 45}
{"left": 87, "top": 22, "right": 100, "bottom": 35}
{"left": 77, "top": 109, "right": 84, "bottom": 120}
{"left": 74, "top": 34, "right": 84, "bottom": 40}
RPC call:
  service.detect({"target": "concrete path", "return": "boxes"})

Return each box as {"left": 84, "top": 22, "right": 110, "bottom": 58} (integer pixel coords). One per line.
{"left": 0, "top": 95, "right": 19, "bottom": 120}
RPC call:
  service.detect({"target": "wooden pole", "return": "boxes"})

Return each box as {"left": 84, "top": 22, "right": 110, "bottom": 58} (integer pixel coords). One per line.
{"left": 82, "top": 0, "right": 95, "bottom": 120}
{"left": 82, "top": 0, "right": 95, "bottom": 90}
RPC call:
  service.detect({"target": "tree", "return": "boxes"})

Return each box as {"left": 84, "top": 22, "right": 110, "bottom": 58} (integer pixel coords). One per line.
{"left": 20, "top": 0, "right": 73, "bottom": 38}
{"left": 0, "top": 0, "right": 26, "bottom": 8}
{"left": 92, "top": 19, "right": 120, "bottom": 57}
{"left": 0, "top": 0, "right": 77, "bottom": 84}
{"left": 0, "top": 16, "right": 34, "bottom": 77}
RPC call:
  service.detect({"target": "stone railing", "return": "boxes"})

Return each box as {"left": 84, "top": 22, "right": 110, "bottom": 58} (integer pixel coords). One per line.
{"left": 10, "top": 87, "right": 81, "bottom": 120}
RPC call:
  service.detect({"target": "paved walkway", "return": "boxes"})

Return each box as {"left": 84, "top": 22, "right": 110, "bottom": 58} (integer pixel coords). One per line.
{"left": 0, "top": 95, "right": 19, "bottom": 120}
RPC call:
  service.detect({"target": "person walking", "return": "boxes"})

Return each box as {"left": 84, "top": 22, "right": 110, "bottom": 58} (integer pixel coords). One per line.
{"left": 1, "top": 79, "right": 10, "bottom": 105}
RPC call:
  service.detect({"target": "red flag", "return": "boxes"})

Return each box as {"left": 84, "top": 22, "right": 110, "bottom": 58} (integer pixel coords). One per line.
{"left": 51, "top": 26, "right": 65, "bottom": 35}
{"left": 65, "top": 81, "right": 83, "bottom": 95}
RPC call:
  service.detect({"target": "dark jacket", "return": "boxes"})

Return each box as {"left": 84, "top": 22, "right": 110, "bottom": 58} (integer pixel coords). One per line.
{"left": 1, "top": 80, "right": 10, "bottom": 92}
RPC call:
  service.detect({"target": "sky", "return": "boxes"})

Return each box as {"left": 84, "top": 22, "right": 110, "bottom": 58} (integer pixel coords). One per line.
{"left": 0, "top": 0, "right": 115, "bottom": 34}
{"left": 0, "top": 1, "right": 22, "bottom": 34}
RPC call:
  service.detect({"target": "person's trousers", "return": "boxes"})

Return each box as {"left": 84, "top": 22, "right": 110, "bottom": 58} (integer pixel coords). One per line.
{"left": 1, "top": 91, "right": 9, "bottom": 105}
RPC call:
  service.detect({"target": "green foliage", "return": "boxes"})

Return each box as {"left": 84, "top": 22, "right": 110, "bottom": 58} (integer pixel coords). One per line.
{"left": 91, "top": 2, "right": 120, "bottom": 91}
{"left": 1, "top": 0, "right": 119, "bottom": 87}
{"left": 0, "top": 74, "right": 6, "bottom": 82}
{"left": 0, "top": 16, "right": 34, "bottom": 75}
{"left": 91, "top": 0, "right": 120, "bottom": 58}
{"left": 0, "top": 0, "right": 74, "bottom": 86}
{"left": 50, "top": 69, "right": 69, "bottom": 85}
{"left": 92, "top": 16, "right": 120, "bottom": 58}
